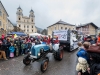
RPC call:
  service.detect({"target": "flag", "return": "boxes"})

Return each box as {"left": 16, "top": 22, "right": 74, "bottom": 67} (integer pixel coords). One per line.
{"left": 14, "top": 34, "right": 18, "bottom": 38}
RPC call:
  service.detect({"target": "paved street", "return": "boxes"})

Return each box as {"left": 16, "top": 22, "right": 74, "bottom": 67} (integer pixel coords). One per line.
{"left": 0, "top": 50, "right": 78, "bottom": 75}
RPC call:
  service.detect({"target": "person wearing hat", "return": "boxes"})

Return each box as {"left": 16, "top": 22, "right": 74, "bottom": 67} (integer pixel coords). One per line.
{"left": 86, "top": 36, "right": 95, "bottom": 45}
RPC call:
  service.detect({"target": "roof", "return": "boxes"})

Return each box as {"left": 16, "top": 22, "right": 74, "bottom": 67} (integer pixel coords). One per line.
{"left": 17, "top": 6, "right": 22, "bottom": 10}
{"left": 47, "top": 20, "right": 75, "bottom": 28}
{"left": 7, "top": 18, "right": 14, "bottom": 26}
{"left": 0, "top": 1, "right": 9, "bottom": 16}
{"left": 30, "top": 9, "right": 34, "bottom": 13}
{"left": 8, "top": 32, "right": 27, "bottom": 36}
{"left": 76, "top": 22, "right": 98, "bottom": 29}
{"left": 98, "top": 27, "right": 100, "bottom": 30}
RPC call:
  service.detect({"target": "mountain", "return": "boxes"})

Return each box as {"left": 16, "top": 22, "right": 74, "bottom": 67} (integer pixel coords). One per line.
{"left": 36, "top": 26, "right": 43, "bottom": 33}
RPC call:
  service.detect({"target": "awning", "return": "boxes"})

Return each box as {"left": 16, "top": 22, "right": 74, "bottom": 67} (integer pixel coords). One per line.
{"left": 8, "top": 32, "right": 27, "bottom": 36}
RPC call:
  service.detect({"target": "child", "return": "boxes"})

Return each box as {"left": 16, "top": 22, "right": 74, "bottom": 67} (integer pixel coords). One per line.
{"left": 77, "top": 42, "right": 83, "bottom": 51}
{"left": 76, "top": 42, "right": 90, "bottom": 75}
{"left": 9, "top": 43, "right": 15, "bottom": 58}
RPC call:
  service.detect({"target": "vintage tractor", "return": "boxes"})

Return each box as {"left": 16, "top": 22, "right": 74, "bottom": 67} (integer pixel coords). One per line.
{"left": 23, "top": 43, "right": 63, "bottom": 72}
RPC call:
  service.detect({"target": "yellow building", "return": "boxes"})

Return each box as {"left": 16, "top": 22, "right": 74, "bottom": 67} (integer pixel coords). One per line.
{"left": 7, "top": 19, "right": 14, "bottom": 33}
{"left": 0, "top": 1, "right": 9, "bottom": 36}
{"left": 47, "top": 20, "right": 76, "bottom": 35}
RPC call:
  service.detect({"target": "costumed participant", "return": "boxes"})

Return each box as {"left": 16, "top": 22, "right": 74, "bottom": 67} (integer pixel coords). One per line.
{"left": 47, "top": 35, "right": 51, "bottom": 45}
{"left": 42, "top": 36, "right": 48, "bottom": 44}
{"left": 47, "top": 35, "right": 52, "bottom": 50}
{"left": 54, "top": 36, "right": 59, "bottom": 44}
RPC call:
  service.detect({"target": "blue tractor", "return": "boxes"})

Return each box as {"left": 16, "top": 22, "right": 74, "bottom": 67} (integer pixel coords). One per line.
{"left": 23, "top": 43, "right": 63, "bottom": 72}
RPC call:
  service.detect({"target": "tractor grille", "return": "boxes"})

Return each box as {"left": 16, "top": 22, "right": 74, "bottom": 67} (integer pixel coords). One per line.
{"left": 32, "top": 47, "right": 35, "bottom": 56}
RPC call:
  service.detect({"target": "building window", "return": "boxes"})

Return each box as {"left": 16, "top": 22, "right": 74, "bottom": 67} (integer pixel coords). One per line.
{"left": 27, "top": 29, "right": 29, "bottom": 32}
{"left": 19, "top": 18, "right": 20, "bottom": 20}
{"left": 3, "top": 14, "right": 4, "bottom": 19}
{"left": 51, "top": 28, "right": 52, "bottom": 30}
{"left": 24, "top": 20, "right": 25, "bottom": 22}
{"left": 27, "top": 26, "right": 29, "bottom": 28}
{"left": 32, "top": 19, "right": 33, "bottom": 22}
{"left": 32, "top": 30, "right": 33, "bottom": 32}
{"left": 65, "top": 27, "right": 67, "bottom": 30}
{"left": 61, "top": 27, "right": 63, "bottom": 29}
{"left": 0, "top": 10, "right": 2, "bottom": 16}
{"left": 19, "top": 25, "right": 20, "bottom": 27}
{"left": 24, "top": 25, "right": 25, "bottom": 28}
{"left": 32, "top": 26, "right": 33, "bottom": 28}
{"left": 0, "top": 21, "right": 2, "bottom": 26}
{"left": 55, "top": 27, "right": 56, "bottom": 30}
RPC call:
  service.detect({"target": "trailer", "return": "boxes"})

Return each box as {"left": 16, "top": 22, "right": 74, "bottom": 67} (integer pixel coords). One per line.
{"left": 52, "top": 29, "right": 78, "bottom": 51}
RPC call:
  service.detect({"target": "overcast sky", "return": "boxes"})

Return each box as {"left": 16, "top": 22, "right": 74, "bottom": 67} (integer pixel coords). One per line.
{"left": 1, "top": 0, "right": 100, "bottom": 29}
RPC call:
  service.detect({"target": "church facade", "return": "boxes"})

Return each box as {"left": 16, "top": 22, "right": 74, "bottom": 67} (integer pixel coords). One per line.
{"left": 16, "top": 6, "right": 37, "bottom": 34}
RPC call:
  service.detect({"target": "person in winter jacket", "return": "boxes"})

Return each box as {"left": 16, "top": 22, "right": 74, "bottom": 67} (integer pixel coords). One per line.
{"left": 6, "top": 39, "right": 11, "bottom": 58}
{"left": 97, "top": 33, "right": 100, "bottom": 45}
{"left": 9, "top": 43, "right": 15, "bottom": 58}
{"left": 0, "top": 40, "right": 8, "bottom": 60}
{"left": 14, "top": 38, "right": 19, "bottom": 56}
{"left": 76, "top": 42, "right": 90, "bottom": 75}
{"left": 21, "top": 41, "right": 26, "bottom": 55}
{"left": 86, "top": 36, "right": 95, "bottom": 45}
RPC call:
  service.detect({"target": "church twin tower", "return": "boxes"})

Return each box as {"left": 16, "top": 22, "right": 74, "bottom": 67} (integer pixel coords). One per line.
{"left": 16, "top": 6, "right": 36, "bottom": 34}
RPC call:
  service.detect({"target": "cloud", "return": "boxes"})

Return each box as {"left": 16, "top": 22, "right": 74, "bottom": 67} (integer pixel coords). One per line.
{"left": 1, "top": 0, "right": 100, "bottom": 29}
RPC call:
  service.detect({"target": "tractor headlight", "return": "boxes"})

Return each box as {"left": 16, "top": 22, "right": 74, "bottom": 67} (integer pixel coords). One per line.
{"left": 38, "top": 53, "right": 40, "bottom": 56}
{"left": 29, "top": 51, "right": 31, "bottom": 54}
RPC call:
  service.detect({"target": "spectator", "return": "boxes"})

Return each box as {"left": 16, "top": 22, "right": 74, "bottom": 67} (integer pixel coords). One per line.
{"left": 14, "top": 38, "right": 19, "bottom": 56}
{"left": 77, "top": 42, "right": 83, "bottom": 51}
{"left": 86, "top": 36, "right": 95, "bottom": 45}
{"left": 97, "top": 33, "right": 100, "bottom": 45}
{"left": 6, "top": 39, "right": 11, "bottom": 58}
{"left": 9, "top": 43, "right": 15, "bottom": 58}
{"left": 0, "top": 40, "right": 8, "bottom": 60}
{"left": 76, "top": 42, "right": 90, "bottom": 75}
{"left": 47, "top": 35, "right": 51, "bottom": 45}
{"left": 21, "top": 41, "right": 26, "bottom": 55}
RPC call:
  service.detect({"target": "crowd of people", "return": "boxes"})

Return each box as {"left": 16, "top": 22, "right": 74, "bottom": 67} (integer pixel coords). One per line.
{"left": 0, "top": 34, "right": 59, "bottom": 61}
{"left": 76, "top": 33, "right": 100, "bottom": 75}
{"left": 2, "top": 32, "right": 100, "bottom": 74}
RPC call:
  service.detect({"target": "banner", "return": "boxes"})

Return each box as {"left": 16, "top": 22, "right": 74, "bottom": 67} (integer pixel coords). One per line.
{"left": 53, "top": 30, "right": 67, "bottom": 40}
